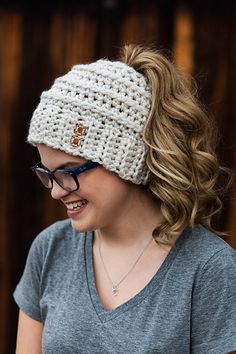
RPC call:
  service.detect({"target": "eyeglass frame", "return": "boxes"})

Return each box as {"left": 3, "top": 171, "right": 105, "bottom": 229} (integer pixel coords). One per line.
{"left": 31, "top": 160, "right": 99, "bottom": 192}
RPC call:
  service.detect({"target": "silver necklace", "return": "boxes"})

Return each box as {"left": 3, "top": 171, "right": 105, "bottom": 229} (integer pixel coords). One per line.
{"left": 97, "top": 234, "right": 153, "bottom": 296}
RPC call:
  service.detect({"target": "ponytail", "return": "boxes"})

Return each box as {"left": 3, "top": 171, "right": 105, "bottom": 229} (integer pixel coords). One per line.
{"left": 120, "top": 44, "right": 228, "bottom": 241}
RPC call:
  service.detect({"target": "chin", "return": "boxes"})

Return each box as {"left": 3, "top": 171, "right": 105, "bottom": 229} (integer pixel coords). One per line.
{"left": 70, "top": 219, "right": 92, "bottom": 233}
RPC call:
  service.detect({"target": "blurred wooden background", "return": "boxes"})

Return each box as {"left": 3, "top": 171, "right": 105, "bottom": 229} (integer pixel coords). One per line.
{"left": 0, "top": 0, "right": 236, "bottom": 353}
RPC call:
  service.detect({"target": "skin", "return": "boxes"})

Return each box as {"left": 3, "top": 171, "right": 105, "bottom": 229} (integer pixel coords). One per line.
{"left": 16, "top": 144, "right": 236, "bottom": 354}
{"left": 36, "top": 144, "right": 165, "bottom": 245}
{"left": 16, "top": 310, "right": 43, "bottom": 354}
{"left": 16, "top": 144, "right": 167, "bottom": 353}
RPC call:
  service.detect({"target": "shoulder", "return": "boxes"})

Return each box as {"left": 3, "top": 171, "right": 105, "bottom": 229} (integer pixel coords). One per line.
{"left": 35, "top": 218, "right": 73, "bottom": 239}
{"left": 188, "top": 227, "right": 236, "bottom": 353}
{"left": 181, "top": 224, "right": 235, "bottom": 266}
{"left": 32, "top": 218, "right": 75, "bottom": 248}
{"left": 28, "top": 219, "right": 86, "bottom": 263}
{"left": 22, "top": 219, "right": 90, "bottom": 283}
{"left": 184, "top": 225, "right": 236, "bottom": 294}
{"left": 173, "top": 224, "right": 236, "bottom": 289}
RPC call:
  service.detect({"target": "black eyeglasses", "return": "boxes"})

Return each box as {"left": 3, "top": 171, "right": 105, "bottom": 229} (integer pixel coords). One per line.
{"left": 32, "top": 160, "right": 99, "bottom": 192}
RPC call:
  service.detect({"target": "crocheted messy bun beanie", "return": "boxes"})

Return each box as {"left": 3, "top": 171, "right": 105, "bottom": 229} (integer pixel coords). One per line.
{"left": 27, "top": 59, "right": 151, "bottom": 184}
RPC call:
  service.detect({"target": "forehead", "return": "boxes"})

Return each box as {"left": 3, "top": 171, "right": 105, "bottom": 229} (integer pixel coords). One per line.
{"left": 37, "top": 144, "right": 85, "bottom": 168}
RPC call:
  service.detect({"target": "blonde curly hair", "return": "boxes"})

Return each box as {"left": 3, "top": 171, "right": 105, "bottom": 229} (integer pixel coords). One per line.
{"left": 120, "top": 44, "right": 230, "bottom": 242}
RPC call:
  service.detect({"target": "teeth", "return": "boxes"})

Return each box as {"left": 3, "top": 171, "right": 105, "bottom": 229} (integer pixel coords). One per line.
{"left": 66, "top": 200, "right": 87, "bottom": 210}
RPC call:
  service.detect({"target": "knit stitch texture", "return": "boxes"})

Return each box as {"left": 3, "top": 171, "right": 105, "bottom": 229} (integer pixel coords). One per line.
{"left": 27, "top": 59, "right": 152, "bottom": 184}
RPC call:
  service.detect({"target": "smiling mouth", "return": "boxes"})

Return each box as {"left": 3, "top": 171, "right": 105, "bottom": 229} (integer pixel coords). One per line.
{"left": 65, "top": 200, "right": 87, "bottom": 211}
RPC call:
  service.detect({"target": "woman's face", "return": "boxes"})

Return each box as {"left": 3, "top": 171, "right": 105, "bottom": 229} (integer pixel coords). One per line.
{"left": 37, "top": 144, "right": 135, "bottom": 233}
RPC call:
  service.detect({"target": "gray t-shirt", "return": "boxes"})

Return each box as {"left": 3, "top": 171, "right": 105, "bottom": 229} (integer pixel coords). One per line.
{"left": 14, "top": 219, "right": 236, "bottom": 354}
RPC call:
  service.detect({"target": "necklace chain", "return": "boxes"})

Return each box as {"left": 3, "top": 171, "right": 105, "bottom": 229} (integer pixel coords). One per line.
{"left": 97, "top": 234, "right": 153, "bottom": 296}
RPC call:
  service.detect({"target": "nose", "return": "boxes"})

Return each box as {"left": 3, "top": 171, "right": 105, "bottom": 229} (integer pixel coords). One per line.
{"left": 50, "top": 180, "right": 70, "bottom": 200}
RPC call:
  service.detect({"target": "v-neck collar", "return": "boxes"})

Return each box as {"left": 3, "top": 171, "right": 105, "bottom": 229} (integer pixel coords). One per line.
{"left": 85, "top": 228, "right": 190, "bottom": 323}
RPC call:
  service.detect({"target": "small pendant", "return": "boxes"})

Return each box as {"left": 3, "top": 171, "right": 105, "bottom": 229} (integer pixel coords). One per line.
{"left": 112, "top": 286, "right": 118, "bottom": 296}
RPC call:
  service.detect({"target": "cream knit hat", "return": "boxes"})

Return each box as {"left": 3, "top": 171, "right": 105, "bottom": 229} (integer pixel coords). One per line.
{"left": 27, "top": 59, "right": 152, "bottom": 184}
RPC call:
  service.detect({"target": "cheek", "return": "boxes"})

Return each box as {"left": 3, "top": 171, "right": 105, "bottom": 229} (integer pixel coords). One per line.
{"left": 102, "top": 185, "right": 131, "bottom": 221}
{"left": 83, "top": 170, "right": 129, "bottom": 207}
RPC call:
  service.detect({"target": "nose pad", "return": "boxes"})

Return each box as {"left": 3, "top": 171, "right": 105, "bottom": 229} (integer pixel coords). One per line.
{"left": 50, "top": 180, "right": 70, "bottom": 200}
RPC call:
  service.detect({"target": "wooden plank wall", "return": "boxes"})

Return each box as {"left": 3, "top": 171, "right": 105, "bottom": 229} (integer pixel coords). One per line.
{"left": 0, "top": 1, "right": 235, "bottom": 353}
{"left": 0, "top": 10, "right": 22, "bottom": 354}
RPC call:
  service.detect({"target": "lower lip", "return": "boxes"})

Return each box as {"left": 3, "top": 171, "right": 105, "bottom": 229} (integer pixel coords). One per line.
{"left": 67, "top": 203, "right": 87, "bottom": 218}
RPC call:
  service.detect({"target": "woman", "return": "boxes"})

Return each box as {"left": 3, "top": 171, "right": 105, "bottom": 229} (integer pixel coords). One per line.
{"left": 14, "top": 44, "right": 236, "bottom": 353}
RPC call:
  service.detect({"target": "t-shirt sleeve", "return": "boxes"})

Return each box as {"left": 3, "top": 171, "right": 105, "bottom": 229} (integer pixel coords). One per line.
{"left": 13, "top": 230, "right": 48, "bottom": 322}
{"left": 191, "top": 247, "right": 236, "bottom": 354}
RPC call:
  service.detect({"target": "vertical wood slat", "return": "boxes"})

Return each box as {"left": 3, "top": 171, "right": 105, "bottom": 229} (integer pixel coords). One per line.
{"left": 121, "top": 5, "right": 159, "bottom": 46}
{"left": 8, "top": 12, "right": 56, "bottom": 354}
{"left": 228, "top": 184, "right": 236, "bottom": 249}
{"left": 192, "top": 2, "right": 236, "bottom": 247}
{"left": 121, "top": 11, "right": 151, "bottom": 45}
{"left": 50, "top": 10, "right": 97, "bottom": 78}
{"left": 0, "top": 10, "right": 22, "bottom": 354}
{"left": 224, "top": 3, "right": 236, "bottom": 249}
{"left": 226, "top": 3, "right": 236, "bottom": 249}
{"left": 173, "top": 5, "right": 193, "bottom": 75}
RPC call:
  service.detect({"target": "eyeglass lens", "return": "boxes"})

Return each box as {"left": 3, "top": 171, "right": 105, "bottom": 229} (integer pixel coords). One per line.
{"left": 35, "top": 168, "right": 78, "bottom": 191}
{"left": 35, "top": 169, "right": 52, "bottom": 189}
{"left": 54, "top": 170, "right": 77, "bottom": 191}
